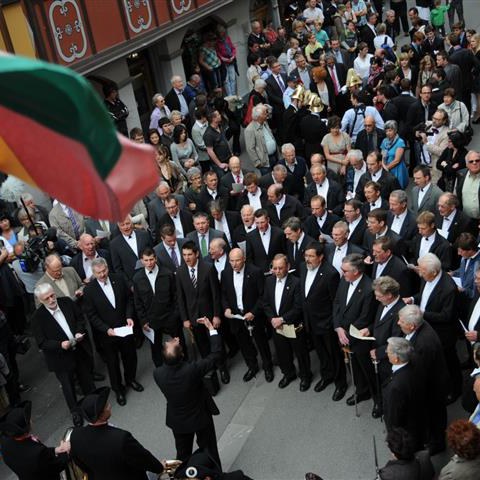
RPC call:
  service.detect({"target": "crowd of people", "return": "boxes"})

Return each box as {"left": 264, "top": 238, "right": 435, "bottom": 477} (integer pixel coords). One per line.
{"left": 2, "top": 0, "right": 480, "bottom": 479}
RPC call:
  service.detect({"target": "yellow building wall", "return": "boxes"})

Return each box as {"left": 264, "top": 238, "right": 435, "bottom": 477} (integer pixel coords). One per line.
{"left": 3, "top": 3, "right": 36, "bottom": 57}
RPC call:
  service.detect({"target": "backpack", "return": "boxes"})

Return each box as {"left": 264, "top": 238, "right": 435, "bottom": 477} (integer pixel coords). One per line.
{"left": 381, "top": 36, "right": 397, "bottom": 63}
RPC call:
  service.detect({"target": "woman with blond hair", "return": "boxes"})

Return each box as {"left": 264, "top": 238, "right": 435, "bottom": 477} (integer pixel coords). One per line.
{"left": 416, "top": 55, "right": 435, "bottom": 96}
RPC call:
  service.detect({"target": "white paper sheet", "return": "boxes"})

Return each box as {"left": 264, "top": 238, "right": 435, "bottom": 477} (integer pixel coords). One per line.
{"left": 113, "top": 326, "right": 133, "bottom": 337}
{"left": 96, "top": 229, "right": 110, "bottom": 239}
{"left": 143, "top": 328, "right": 155, "bottom": 343}
{"left": 349, "top": 324, "right": 376, "bottom": 341}
{"left": 452, "top": 277, "right": 463, "bottom": 288}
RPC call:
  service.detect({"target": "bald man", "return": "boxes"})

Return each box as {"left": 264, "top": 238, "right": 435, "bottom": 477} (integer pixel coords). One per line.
{"left": 70, "top": 234, "right": 113, "bottom": 283}
{"left": 220, "top": 156, "right": 247, "bottom": 211}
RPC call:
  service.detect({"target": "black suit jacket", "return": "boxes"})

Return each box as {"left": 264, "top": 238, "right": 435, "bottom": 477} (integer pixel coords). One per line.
{"left": 387, "top": 211, "right": 418, "bottom": 246}
{"left": 266, "top": 194, "right": 305, "bottom": 227}
{"left": 361, "top": 24, "right": 376, "bottom": 53}
{"left": 412, "top": 272, "right": 457, "bottom": 346}
{"left": 434, "top": 210, "right": 476, "bottom": 245}
{"left": 0, "top": 436, "right": 68, "bottom": 480}
{"left": 221, "top": 264, "right": 264, "bottom": 334}
{"left": 263, "top": 274, "right": 302, "bottom": 325}
{"left": 71, "top": 424, "right": 163, "bottom": 480}
{"left": 219, "top": 171, "right": 248, "bottom": 210}
{"left": 449, "top": 47, "right": 480, "bottom": 93}
{"left": 133, "top": 267, "right": 179, "bottom": 331}
{"left": 372, "top": 299, "right": 405, "bottom": 362}
{"left": 147, "top": 194, "right": 185, "bottom": 242}
{"left": 153, "top": 334, "right": 221, "bottom": 433}
{"left": 300, "top": 261, "right": 340, "bottom": 334}
{"left": 85, "top": 219, "right": 120, "bottom": 249}
{"left": 258, "top": 172, "right": 296, "bottom": 194}
{"left": 361, "top": 199, "right": 389, "bottom": 218}
{"left": 356, "top": 169, "right": 401, "bottom": 202}
{"left": 303, "top": 212, "right": 341, "bottom": 240}
{"left": 406, "top": 100, "right": 436, "bottom": 137}
{"left": 197, "top": 187, "right": 227, "bottom": 213}
{"left": 300, "top": 113, "right": 328, "bottom": 151}
{"left": 411, "top": 233, "right": 453, "bottom": 271}
{"left": 372, "top": 256, "right": 413, "bottom": 297}
{"left": 266, "top": 73, "right": 287, "bottom": 112}
{"left": 186, "top": 228, "right": 229, "bottom": 258}
{"left": 83, "top": 273, "right": 134, "bottom": 336}
{"left": 158, "top": 209, "right": 195, "bottom": 238}
{"left": 363, "top": 228, "right": 406, "bottom": 257}
{"left": 391, "top": 93, "right": 417, "bottom": 138}
{"left": 153, "top": 239, "right": 187, "bottom": 272}
{"left": 355, "top": 128, "right": 386, "bottom": 160}
{"left": 69, "top": 249, "right": 112, "bottom": 281}
{"left": 109, "top": 230, "right": 153, "bottom": 284}
{"left": 231, "top": 224, "right": 256, "bottom": 248}
{"left": 422, "top": 36, "right": 444, "bottom": 56}
{"left": 246, "top": 225, "right": 286, "bottom": 273}
{"left": 176, "top": 260, "right": 221, "bottom": 324}
{"left": 304, "top": 180, "right": 344, "bottom": 216}
{"left": 286, "top": 233, "right": 315, "bottom": 274}
{"left": 209, "top": 211, "right": 241, "bottom": 241}
{"left": 332, "top": 275, "right": 377, "bottom": 353}
{"left": 164, "top": 88, "right": 184, "bottom": 113}
{"left": 346, "top": 218, "right": 367, "bottom": 247}
{"left": 324, "top": 242, "right": 364, "bottom": 266}
{"left": 32, "top": 297, "right": 91, "bottom": 373}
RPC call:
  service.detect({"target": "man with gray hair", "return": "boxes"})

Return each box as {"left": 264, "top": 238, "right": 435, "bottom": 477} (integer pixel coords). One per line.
{"left": 32, "top": 283, "right": 95, "bottom": 426}
{"left": 387, "top": 189, "right": 417, "bottom": 244}
{"left": 245, "top": 103, "right": 277, "bottom": 174}
{"left": 278, "top": 143, "right": 308, "bottom": 201}
{"left": 397, "top": 304, "right": 449, "bottom": 455}
{"left": 149, "top": 93, "right": 171, "bottom": 131}
{"left": 382, "top": 337, "right": 423, "bottom": 448}
{"left": 345, "top": 150, "right": 366, "bottom": 198}
{"left": 164, "top": 75, "right": 189, "bottom": 123}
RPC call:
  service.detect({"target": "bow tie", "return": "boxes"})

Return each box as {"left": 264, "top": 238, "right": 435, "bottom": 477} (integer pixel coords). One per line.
{"left": 148, "top": 270, "right": 154, "bottom": 274}
{"left": 431, "top": 128, "right": 439, "bottom": 134}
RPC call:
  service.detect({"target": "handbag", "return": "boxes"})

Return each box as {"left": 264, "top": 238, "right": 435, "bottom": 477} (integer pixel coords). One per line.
{"left": 459, "top": 106, "right": 473, "bottom": 144}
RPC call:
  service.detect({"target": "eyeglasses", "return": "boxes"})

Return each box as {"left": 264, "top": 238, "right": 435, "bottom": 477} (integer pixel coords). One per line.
{"left": 468, "top": 160, "right": 480, "bottom": 164}
{"left": 420, "top": 91, "right": 432, "bottom": 95}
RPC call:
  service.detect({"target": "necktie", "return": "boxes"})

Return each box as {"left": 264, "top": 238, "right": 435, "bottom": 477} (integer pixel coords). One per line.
{"left": 170, "top": 247, "right": 179, "bottom": 268}
{"left": 236, "top": 174, "right": 241, "bottom": 183}
{"left": 65, "top": 206, "right": 80, "bottom": 238}
{"left": 200, "top": 235, "right": 208, "bottom": 257}
{"left": 190, "top": 268, "right": 197, "bottom": 289}
{"left": 293, "top": 241, "right": 298, "bottom": 260}
{"left": 277, "top": 75, "right": 285, "bottom": 93}
{"left": 367, "top": 133, "right": 374, "bottom": 153}
{"left": 329, "top": 66, "right": 339, "bottom": 95}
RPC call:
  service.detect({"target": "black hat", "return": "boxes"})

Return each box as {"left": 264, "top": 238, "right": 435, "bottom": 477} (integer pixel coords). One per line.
{"left": 174, "top": 449, "right": 221, "bottom": 479}
{"left": 0, "top": 401, "right": 32, "bottom": 437}
{"left": 80, "top": 387, "right": 110, "bottom": 424}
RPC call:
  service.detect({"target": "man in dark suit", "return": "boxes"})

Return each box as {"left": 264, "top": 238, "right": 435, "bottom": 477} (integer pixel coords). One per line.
{"left": 304, "top": 164, "right": 344, "bottom": 216}
{"left": 398, "top": 305, "right": 448, "bottom": 454}
{"left": 219, "top": 156, "right": 247, "bottom": 211}
{"left": 404, "top": 253, "right": 461, "bottom": 404}
{"left": 406, "top": 85, "right": 436, "bottom": 138}
{"left": 175, "top": 241, "right": 229, "bottom": 383}
{"left": 83, "top": 258, "right": 143, "bottom": 406}
{"left": 375, "top": 86, "right": 399, "bottom": 123}
{"left": 387, "top": 190, "right": 418, "bottom": 249}
{"left": 408, "top": 165, "right": 444, "bottom": 217}
{"left": 258, "top": 164, "right": 296, "bottom": 195}
{"left": 265, "top": 59, "right": 287, "bottom": 141}
{"left": 361, "top": 14, "right": 378, "bottom": 53}
{"left": 301, "top": 241, "right": 347, "bottom": 399}
{"left": 324, "top": 221, "right": 365, "bottom": 275}
{"left": 391, "top": 79, "right": 417, "bottom": 139}
{"left": 221, "top": 248, "right": 273, "bottom": 383}
{"left": 382, "top": 337, "right": 424, "bottom": 449}
{"left": 237, "top": 172, "right": 268, "bottom": 212}
{"left": 164, "top": 75, "right": 190, "bottom": 125}
{"left": 157, "top": 196, "right": 195, "bottom": 241}
{"left": 71, "top": 387, "right": 164, "bottom": 480}
{"left": 363, "top": 209, "right": 405, "bottom": 258}
{"left": 356, "top": 151, "right": 401, "bottom": 202}
{"left": 154, "top": 318, "right": 222, "bottom": 466}
{"left": 246, "top": 209, "right": 286, "bottom": 273}
{"left": 361, "top": 182, "right": 389, "bottom": 217}
{"left": 410, "top": 211, "right": 452, "bottom": 270}
{"left": 133, "top": 248, "right": 183, "bottom": 367}
{"left": 232, "top": 205, "right": 257, "bottom": 248}
{"left": 147, "top": 183, "right": 185, "bottom": 243}
{"left": 344, "top": 199, "right": 367, "bottom": 247}
{"left": 303, "top": 194, "right": 341, "bottom": 240}
{"left": 197, "top": 171, "right": 226, "bottom": 213}
{"left": 435, "top": 192, "right": 476, "bottom": 246}
{"left": 278, "top": 143, "right": 308, "bottom": 202}
{"left": 300, "top": 104, "right": 329, "bottom": 161}
{"left": 369, "top": 277, "right": 405, "bottom": 387}
{"left": 333, "top": 253, "right": 378, "bottom": 413}
{"left": 70, "top": 233, "right": 112, "bottom": 283}
{"left": 0, "top": 401, "right": 70, "bottom": 480}
{"left": 263, "top": 254, "right": 312, "bottom": 391}
{"left": 109, "top": 215, "right": 153, "bottom": 287}
{"left": 283, "top": 217, "right": 314, "bottom": 275}
{"left": 371, "top": 237, "right": 413, "bottom": 297}
{"left": 266, "top": 184, "right": 305, "bottom": 228}
{"left": 186, "top": 212, "right": 229, "bottom": 259}
{"left": 33, "top": 285, "right": 95, "bottom": 426}
{"left": 154, "top": 224, "right": 186, "bottom": 272}
{"left": 355, "top": 116, "right": 386, "bottom": 161}
{"left": 209, "top": 200, "right": 241, "bottom": 248}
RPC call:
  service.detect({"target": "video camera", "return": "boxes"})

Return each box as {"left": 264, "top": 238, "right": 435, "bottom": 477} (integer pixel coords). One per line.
{"left": 17, "top": 224, "right": 58, "bottom": 273}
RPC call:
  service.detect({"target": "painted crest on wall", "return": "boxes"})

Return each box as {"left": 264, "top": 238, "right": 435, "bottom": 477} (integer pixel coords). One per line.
{"left": 48, "top": 0, "right": 88, "bottom": 63}
{"left": 171, "top": 0, "right": 192, "bottom": 15}
{"left": 123, "top": 0, "right": 153, "bottom": 34}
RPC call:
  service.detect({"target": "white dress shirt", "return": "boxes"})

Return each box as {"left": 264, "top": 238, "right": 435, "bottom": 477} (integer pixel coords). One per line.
{"left": 214, "top": 254, "right": 227, "bottom": 281}
{"left": 163, "top": 241, "right": 181, "bottom": 267}
{"left": 468, "top": 296, "right": 480, "bottom": 332}
{"left": 353, "top": 164, "right": 367, "bottom": 193}
{"left": 316, "top": 213, "right": 327, "bottom": 230}
{"left": 233, "top": 267, "right": 245, "bottom": 311}
{"left": 333, "top": 243, "right": 348, "bottom": 275}
{"left": 380, "top": 297, "right": 400, "bottom": 320}
{"left": 346, "top": 275, "right": 362, "bottom": 304}
{"left": 123, "top": 231, "right": 138, "bottom": 257}
{"left": 207, "top": 188, "right": 217, "bottom": 200}
{"left": 247, "top": 190, "right": 263, "bottom": 211}
{"left": 275, "top": 277, "right": 286, "bottom": 315}
{"left": 369, "top": 197, "right": 383, "bottom": 210}
{"left": 305, "top": 266, "right": 319, "bottom": 297}
{"left": 441, "top": 209, "right": 456, "bottom": 232}
{"left": 417, "top": 182, "right": 432, "bottom": 207}
{"left": 98, "top": 278, "right": 116, "bottom": 308}
{"left": 171, "top": 214, "right": 184, "bottom": 238}
{"left": 48, "top": 306, "right": 74, "bottom": 340}
{"left": 145, "top": 265, "right": 158, "bottom": 293}
{"left": 82, "top": 253, "right": 99, "bottom": 280}
{"left": 260, "top": 226, "right": 271, "bottom": 254}
{"left": 371, "top": 169, "right": 382, "bottom": 182}
{"left": 419, "top": 232, "right": 436, "bottom": 259}
{"left": 274, "top": 195, "right": 286, "bottom": 220}
{"left": 215, "top": 215, "right": 232, "bottom": 246}
{"left": 419, "top": 272, "right": 442, "bottom": 311}
{"left": 375, "top": 255, "right": 392, "bottom": 278}
{"left": 315, "top": 178, "right": 330, "bottom": 207}
{"left": 390, "top": 209, "right": 408, "bottom": 235}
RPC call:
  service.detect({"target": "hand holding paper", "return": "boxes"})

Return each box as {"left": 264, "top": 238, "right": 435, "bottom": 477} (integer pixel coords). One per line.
{"left": 113, "top": 326, "right": 133, "bottom": 337}
{"left": 349, "top": 324, "right": 376, "bottom": 341}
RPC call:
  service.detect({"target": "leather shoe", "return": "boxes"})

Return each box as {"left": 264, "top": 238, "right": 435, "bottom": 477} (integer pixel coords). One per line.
{"left": 128, "top": 380, "right": 144, "bottom": 392}
{"left": 93, "top": 371, "right": 106, "bottom": 382}
{"left": 220, "top": 369, "right": 230, "bottom": 384}
{"left": 299, "top": 379, "right": 311, "bottom": 392}
{"left": 116, "top": 392, "right": 126, "bottom": 406}
{"left": 243, "top": 367, "right": 259, "bottom": 382}
{"left": 332, "top": 385, "right": 347, "bottom": 401}
{"left": 314, "top": 378, "right": 333, "bottom": 393}
{"left": 346, "top": 392, "right": 371, "bottom": 406}
{"left": 264, "top": 368, "right": 274, "bottom": 383}
{"left": 278, "top": 375, "right": 296, "bottom": 389}
{"left": 72, "top": 412, "right": 83, "bottom": 427}
{"left": 372, "top": 403, "right": 383, "bottom": 418}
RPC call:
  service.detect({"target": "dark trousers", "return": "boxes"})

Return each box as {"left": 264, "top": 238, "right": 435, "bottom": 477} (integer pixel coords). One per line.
{"left": 273, "top": 327, "right": 311, "bottom": 380}
{"left": 351, "top": 350, "right": 377, "bottom": 398}
{"left": 448, "top": 0, "right": 464, "bottom": 30}
{"left": 234, "top": 319, "right": 273, "bottom": 371}
{"left": 312, "top": 329, "right": 346, "bottom": 388}
{"left": 102, "top": 336, "right": 137, "bottom": 392}
{"left": 426, "top": 392, "right": 447, "bottom": 450}
{"left": 392, "top": 1, "right": 409, "bottom": 34}
{"left": 173, "top": 416, "right": 221, "bottom": 469}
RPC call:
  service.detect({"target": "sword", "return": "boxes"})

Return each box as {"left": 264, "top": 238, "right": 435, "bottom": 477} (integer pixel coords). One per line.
{"left": 372, "top": 358, "right": 383, "bottom": 423}
{"left": 343, "top": 346, "right": 359, "bottom": 417}
{"left": 373, "top": 435, "right": 380, "bottom": 479}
